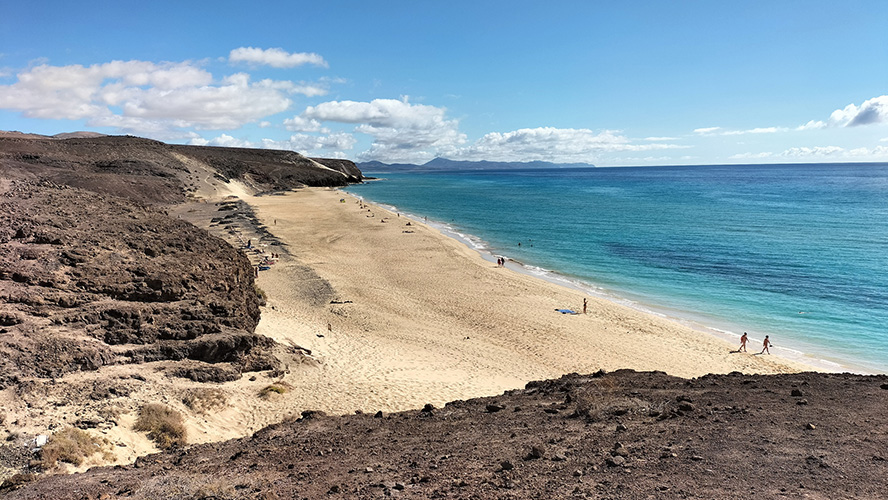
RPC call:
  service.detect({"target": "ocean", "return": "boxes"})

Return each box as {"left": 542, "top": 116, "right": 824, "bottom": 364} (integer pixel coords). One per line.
{"left": 345, "top": 163, "right": 888, "bottom": 374}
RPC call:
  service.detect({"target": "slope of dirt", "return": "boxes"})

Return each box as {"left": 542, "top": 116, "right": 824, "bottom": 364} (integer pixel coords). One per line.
{"left": 4, "top": 370, "right": 887, "bottom": 499}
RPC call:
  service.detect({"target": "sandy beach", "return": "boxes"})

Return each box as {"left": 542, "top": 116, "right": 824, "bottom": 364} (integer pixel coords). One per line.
{"left": 240, "top": 187, "right": 813, "bottom": 416}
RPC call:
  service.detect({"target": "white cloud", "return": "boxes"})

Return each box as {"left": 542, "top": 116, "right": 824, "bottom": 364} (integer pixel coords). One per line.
{"left": 828, "top": 95, "right": 888, "bottom": 127}
{"left": 644, "top": 136, "right": 678, "bottom": 141}
{"left": 301, "top": 97, "right": 466, "bottom": 162}
{"left": 447, "top": 127, "right": 689, "bottom": 163}
{"left": 191, "top": 131, "right": 358, "bottom": 156}
{"left": 190, "top": 133, "right": 254, "bottom": 148}
{"left": 229, "top": 47, "right": 328, "bottom": 68}
{"left": 695, "top": 125, "right": 786, "bottom": 136}
{"left": 729, "top": 152, "right": 774, "bottom": 160}
{"left": 778, "top": 145, "right": 888, "bottom": 158}
{"left": 797, "top": 120, "right": 827, "bottom": 131}
{"left": 261, "top": 132, "right": 357, "bottom": 153}
{"left": 780, "top": 146, "right": 845, "bottom": 157}
{"left": 0, "top": 58, "right": 335, "bottom": 137}
{"left": 298, "top": 97, "right": 691, "bottom": 163}
{"left": 283, "top": 115, "right": 328, "bottom": 133}
{"left": 694, "top": 126, "right": 722, "bottom": 135}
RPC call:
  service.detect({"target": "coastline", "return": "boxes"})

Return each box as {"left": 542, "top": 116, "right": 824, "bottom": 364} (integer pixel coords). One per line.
{"left": 350, "top": 192, "right": 869, "bottom": 375}
{"left": 241, "top": 187, "right": 815, "bottom": 412}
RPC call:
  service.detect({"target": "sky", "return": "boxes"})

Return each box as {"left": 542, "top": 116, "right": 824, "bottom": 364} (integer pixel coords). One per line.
{"left": 1, "top": 0, "right": 887, "bottom": 167}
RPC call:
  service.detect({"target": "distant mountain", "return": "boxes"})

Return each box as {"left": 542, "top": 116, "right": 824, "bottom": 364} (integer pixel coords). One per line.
{"left": 358, "top": 157, "right": 595, "bottom": 172}
{"left": 0, "top": 130, "right": 107, "bottom": 139}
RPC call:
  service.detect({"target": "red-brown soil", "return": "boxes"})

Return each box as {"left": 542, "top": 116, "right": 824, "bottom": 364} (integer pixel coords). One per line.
{"left": 4, "top": 370, "right": 887, "bottom": 499}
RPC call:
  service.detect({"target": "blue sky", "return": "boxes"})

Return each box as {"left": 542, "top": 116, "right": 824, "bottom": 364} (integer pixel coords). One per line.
{"left": 1, "top": 0, "right": 886, "bottom": 166}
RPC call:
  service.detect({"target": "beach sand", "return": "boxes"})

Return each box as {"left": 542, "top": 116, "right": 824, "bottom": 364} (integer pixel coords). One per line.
{"left": 241, "top": 187, "right": 812, "bottom": 416}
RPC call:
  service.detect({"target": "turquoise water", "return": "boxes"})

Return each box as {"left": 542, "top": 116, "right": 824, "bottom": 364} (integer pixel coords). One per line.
{"left": 345, "top": 163, "right": 888, "bottom": 373}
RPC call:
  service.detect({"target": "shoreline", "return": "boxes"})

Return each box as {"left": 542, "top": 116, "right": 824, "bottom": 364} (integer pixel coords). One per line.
{"left": 347, "top": 191, "right": 872, "bottom": 376}
{"left": 243, "top": 188, "right": 815, "bottom": 407}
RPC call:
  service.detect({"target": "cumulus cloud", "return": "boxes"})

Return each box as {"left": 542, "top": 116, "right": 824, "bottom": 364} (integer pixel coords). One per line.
{"left": 189, "top": 133, "right": 254, "bottom": 148}
{"left": 261, "top": 132, "right": 357, "bottom": 153}
{"left": 447, "top": 127, "right": 688, "bottom": 163}
{"left": 797, "top": 120, "right": 827, "bottom": 131}
{"left": 828, "top": 95, "right": 888, "bottom": 127}
{"left": 283, "top": 115, "right": 328, "bottom": 133}
{"left": 229, "top": 47, "right": 328, "bottom": 68}
{"left": 301, "top": 97, "right": 467, "bottom": 162}
{"left": 192, "top": 132, "right": 357, "bottom": 156}
{"left": 295, "top": 96, "right": 692, "bottom": 163}
{"left": 0, "top": 58, "right": 331, "bottom": 137}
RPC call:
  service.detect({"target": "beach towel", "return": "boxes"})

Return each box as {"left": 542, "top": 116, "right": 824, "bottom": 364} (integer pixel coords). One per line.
{"left": 555, "top": 309, "right": 578, "bottom": 315}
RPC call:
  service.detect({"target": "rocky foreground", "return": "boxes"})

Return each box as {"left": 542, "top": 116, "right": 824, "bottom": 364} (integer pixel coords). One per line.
{"left": 5, "top": 370, "right": 888, "bottom": 499}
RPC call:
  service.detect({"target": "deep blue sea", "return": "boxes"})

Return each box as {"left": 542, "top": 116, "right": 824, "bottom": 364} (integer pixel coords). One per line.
{"left": 345, "top": 163, "right": 888, "bottom": 373}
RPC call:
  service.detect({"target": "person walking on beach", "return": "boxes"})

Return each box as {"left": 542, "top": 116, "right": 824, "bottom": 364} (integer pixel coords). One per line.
{"left": 739, "top": 332, "right": 748, "bottom": 352}
{"left": 583, "top": 298, "right": 588, "bottom": 314}
{"left": 760, "top": 335, "right": 771, "bottom": 354}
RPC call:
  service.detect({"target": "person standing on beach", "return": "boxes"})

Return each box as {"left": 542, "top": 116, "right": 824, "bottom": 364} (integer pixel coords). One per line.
{"left": 583, "top": 298, "right": 588, "bottom": 314}
{"left": 739, "top": 332, "right": 748, "bottom": 352}
{"left": 760, "top": 335, "right": 771, "bottom": 354}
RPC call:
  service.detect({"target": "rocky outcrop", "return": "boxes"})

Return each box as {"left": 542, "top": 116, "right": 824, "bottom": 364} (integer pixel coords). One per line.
{"left": 0, "top": 135, "right": 362, "bottom": 204}
{"left": 0, "top": 133, "right": 363, "bottom": 391}
{"left": 0, "top": 180, "right": 267, "bottom": 387}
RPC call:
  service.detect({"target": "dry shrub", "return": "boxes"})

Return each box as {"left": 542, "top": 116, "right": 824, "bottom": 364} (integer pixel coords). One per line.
{"left": 134, "top": 403, "right": 187, "bottom": 449}
{"left": 182, "top": 388, "right": 228, "bottom": 414}
{"left": 254, "top": 285, "right": 268, "bottom": 306}
{"left": 39, "top": 427, "right": 111, "bottom": 468}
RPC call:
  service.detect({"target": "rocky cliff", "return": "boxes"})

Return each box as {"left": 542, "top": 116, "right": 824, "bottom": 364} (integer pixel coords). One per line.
{"left": 0, "top": 135, "right": 361, "bottom": 388}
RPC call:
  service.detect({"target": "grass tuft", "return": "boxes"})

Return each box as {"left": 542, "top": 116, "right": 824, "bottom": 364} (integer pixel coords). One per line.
{"left": 134, "top": 403, "right": 187, "bottom": 449}
{"left": 39, "top": 427, "right": 111, "bottom": 468}
{"left": 182, "top": 388, "right": 228, "bottom": 414}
